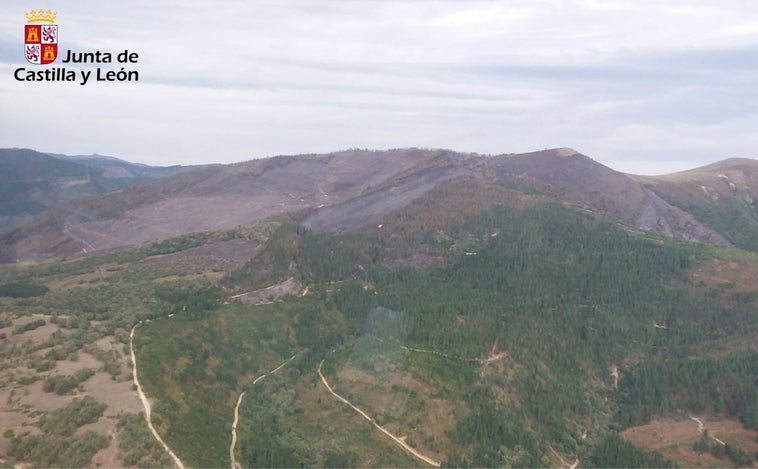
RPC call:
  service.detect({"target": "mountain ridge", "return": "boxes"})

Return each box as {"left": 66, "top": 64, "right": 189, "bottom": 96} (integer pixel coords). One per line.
{"left": 2, "top": 147, "right": 757, "bottom": 263}
{"left": 0, "top": 148, "right": 196, "bottom": 234}
{"left": 47, "top": 152, "right": 189, "bottom": 179}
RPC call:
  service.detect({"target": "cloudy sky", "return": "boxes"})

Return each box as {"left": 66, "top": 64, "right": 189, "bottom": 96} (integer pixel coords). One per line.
{"left": 1, "top": 1, "right": 757, "bottom": 174}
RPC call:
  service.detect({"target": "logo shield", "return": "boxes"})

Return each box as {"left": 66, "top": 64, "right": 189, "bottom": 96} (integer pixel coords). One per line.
{"left": 24, "top": 10, "right": 58, "bottom": 65}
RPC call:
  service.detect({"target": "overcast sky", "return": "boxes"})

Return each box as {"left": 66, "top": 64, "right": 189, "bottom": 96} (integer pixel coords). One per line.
{"left": 1, "top": 1, "right": 757, "bottom": 174}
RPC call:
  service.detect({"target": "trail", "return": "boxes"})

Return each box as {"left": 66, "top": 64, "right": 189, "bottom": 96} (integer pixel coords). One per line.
{"left": 63, "top": 223, "right": 96, "bottom": 252}
{"left": 479, "top": 338, "right": 508, "bottom": 364}
{"left": 690, "top": 415, "right": 726, "bottom": 446}
{"left": 229, "top": 277, "right": 307, "bottom": 305}
{"left": 230, "top": 392, "right": 245, "bottom": 469}
{"left": 369, "top": 335, "right": 480, "bottom": 362}
{"left": 549, "top": 445, "right": 579, "bottom": 469}
{"left": 229, "top": 277, "right": 298, "bottom": 299}
{"left": 229, "top": 352, "right": 300, "bottom": 469}
{"left": 130, "top": 322, "right": 186, "bottom": 469}
{"left": 317, "top": 359, "right": 440, "bottom": 467}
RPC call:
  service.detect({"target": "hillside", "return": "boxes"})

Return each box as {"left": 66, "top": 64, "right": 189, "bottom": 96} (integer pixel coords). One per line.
{"left": 0, "top": 149, "right": 105, "bottom": 229}
{"left": 0, "top": 189, "right": 756, "bottom": 467}
{"left": 633, "top": 158, "right": 758, "bottom": 251}
{"left": 486, "top": 149, "right": 731, "bottom": 245}
{"left": 0, "top": 149, "right": 189, "bottom": 234}
{"left": 1, "top": 147, "right": 757, "bottom": 468}
{"left": 48, "top": 152, "right": 187, "bottom": 182}
{"left": 1, "top": 148, "right": 747, "bottom": 263}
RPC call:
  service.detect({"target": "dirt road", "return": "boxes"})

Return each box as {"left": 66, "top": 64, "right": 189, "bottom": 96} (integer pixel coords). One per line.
{"left": 317, "top": 359, "right": 440, "bottom": 467}
{"left": 230, "top": 277, "right": 305, "bottom": 305}
{"left": 130, "top": 322, "right": 186, "bottom": 469}
{"left": 550, "top": 445, "right": 579, "bottom": 469}
{"left": 230, "top": 353, "right": 300, "bottom": 469}
{"left": 230, "top": 392, "right": 245, "bottom": 469}
{"left": 690, "top": 415, "right": 726, "bottom": 446}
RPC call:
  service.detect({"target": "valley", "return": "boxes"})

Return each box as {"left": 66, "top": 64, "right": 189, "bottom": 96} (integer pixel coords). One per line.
{"left": 0, "top": 148, "right": 757, "bottom": 467}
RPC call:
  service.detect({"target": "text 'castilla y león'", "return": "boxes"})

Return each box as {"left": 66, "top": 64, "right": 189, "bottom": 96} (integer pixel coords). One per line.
{"left": 15, "top": 49, "right": 140, "bottom": 85}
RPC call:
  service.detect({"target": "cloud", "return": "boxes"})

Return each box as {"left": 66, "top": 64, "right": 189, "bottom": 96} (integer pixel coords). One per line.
{"left": 0, "top": 0, "right": 757, "bottom": 175}
{"left": 429, "top": 5, "right": 535, "bottom": 27}
{"left": 722, "top": 20, "right": 758, "bottom": 37}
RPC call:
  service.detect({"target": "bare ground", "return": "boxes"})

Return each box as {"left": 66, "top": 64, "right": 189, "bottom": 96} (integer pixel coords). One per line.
{"left": 622, "top": 416, "right": 758, "bottom": 468}
{"left": 0, "top": 324, "right": 140, "bottom": 468}
{"left": 232, "top": 277, "right": 305, "bottom": 305}
{"left": 6, "top": 148, "right": 750, "bottom": 262}
{"left": 1, "top": 314, "right": 59, "bottom": 347}
{"left": 140, "top": 238, "right": 260, "bottom": 273}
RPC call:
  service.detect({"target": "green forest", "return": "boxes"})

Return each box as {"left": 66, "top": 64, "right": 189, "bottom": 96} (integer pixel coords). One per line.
{"left": 128, "top": 203, "right": 758, "bottom": 467}
{"left": 1, "top": 200, "right": 757, "bottom": 467}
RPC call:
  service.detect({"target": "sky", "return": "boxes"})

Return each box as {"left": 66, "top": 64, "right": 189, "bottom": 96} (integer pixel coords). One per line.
{"left": 1, "top": 1, "right": 757, "bottom": 175}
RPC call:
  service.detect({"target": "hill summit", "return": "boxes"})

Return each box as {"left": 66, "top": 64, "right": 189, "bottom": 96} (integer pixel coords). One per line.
{"left": 3, "top": 147, "right": 757, "bottom": 262}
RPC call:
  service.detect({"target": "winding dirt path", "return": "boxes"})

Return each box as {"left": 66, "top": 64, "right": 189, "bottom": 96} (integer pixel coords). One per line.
{"left": 317, "top": 359, "right": 440, "bottom": 467}
{"left": 369, "top": 335, "right": 476, "bottom": 362}
{"left": 230, "top": 392, "right": 245, "bottom": 469}
{"left": 230, "top": 353, "right": 300, "bottom": 469}
{"left": 549, "top": 445, "right": 579, "bottom": 469}
{"left": 690, "top": 415, "right": 726, "bottom": 446}
{"left": 370, "top": 335, "right": 507, "bottom": 365}
{"left": 229, "top": 277, "right": 306, "bottom": 305}
{"left": 130, "top": 322, "right": 186, "bottom": 469}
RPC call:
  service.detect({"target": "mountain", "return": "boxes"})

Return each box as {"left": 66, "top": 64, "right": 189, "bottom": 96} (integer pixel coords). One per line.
{"left": 0, "top": 148, "right": 190, "bottom": 234}
{"left": 484, "top": 149, "right": 732, "bottom": 245}
{"left": 47, "top": 152, "right": 187, "bottom": 181}
{"left": 633, "top": 158, "right": 758, "bottom": 250}
{"left": 0, "top": 148, "right": 105, "bottom": 229}
{"left": 1, "top": 147, "right": 758, "bottom": 468}
{"left": 0, "top": 147, "right": 748, "bottom": 263}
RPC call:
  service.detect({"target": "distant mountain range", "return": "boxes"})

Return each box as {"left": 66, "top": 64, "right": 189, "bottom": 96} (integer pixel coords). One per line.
{"left": 47, "top": 152, "right": 188, "bottom": 180}
{"left": 1, "top": 147, "right": 757, "bottom": 263}
{"left": 0, "top": 148, "right": 192, "bottom": 233}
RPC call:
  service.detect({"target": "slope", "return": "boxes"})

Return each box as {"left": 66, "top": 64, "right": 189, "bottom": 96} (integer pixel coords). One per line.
{"left": 133, "top": 200, "right": 757, "bottom": 467}
{"left": 486, "top": 148, "right": 730, "bottom": 245}
{"left": 1, "top": 149, "right": 473, "bottom": 262}
{"left": 0, "top": 149, "right": 109, "bottom": 230}
{"left": 2, "top": 147, "right": 741, "bottom": 264}
{"left": 0, "top": 148, "right": 189, "bottom": 233}
{"left": 632, "top": 158, "right": 758, "bottom": 251}
{"left": 48, "top": 152, "right": 188, "bottom": 182}
{"left": 1, "top": 175, "right": 757, "bottom": 467}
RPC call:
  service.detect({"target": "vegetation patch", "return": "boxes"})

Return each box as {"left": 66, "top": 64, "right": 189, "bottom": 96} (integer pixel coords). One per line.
{"left": 7, "top": 396, "right": 109, "bottom": 467}
{"left": 115, "top": 412, "right": 173, "bottom": 467}
{"left": 622, "top": 416, "right": 758, "bottom": 468}
{"left": 0, "top": 281, "right": 49, "bottom": 298}
{"left": 42, "top": 368, "right": 95, "bottom": 395}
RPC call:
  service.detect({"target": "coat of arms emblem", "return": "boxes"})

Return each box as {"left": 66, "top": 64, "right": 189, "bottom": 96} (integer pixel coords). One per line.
{"left": 25, "top": 9, "right": 58, "bottom": 64}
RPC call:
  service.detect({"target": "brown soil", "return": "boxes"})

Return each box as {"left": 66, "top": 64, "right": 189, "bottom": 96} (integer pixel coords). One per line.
{"left": 52, "top": 352, "right": 101, "bottom": 374}
{"left": 140, "top": 238, "right": 259, "bottom": 273}
{"left": 622, "top": 416, "right": 758, "bottom": 468}
{"left": 0, "top": 326, "right": 140, "bottom": 468}
{"left": 2, "top": 314, "right": 59, "bottom": 347}
{"left": 83, "top": 372, "right": 142, "bottom": 415}
{"left": 691, "top": 257, "right": 758, "bottom": 299}
{"left": 232, "top": 277, "right": 304, "bottom": 305}
{"left": 684, "top": 255, "right": 758, "bottom": 354}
